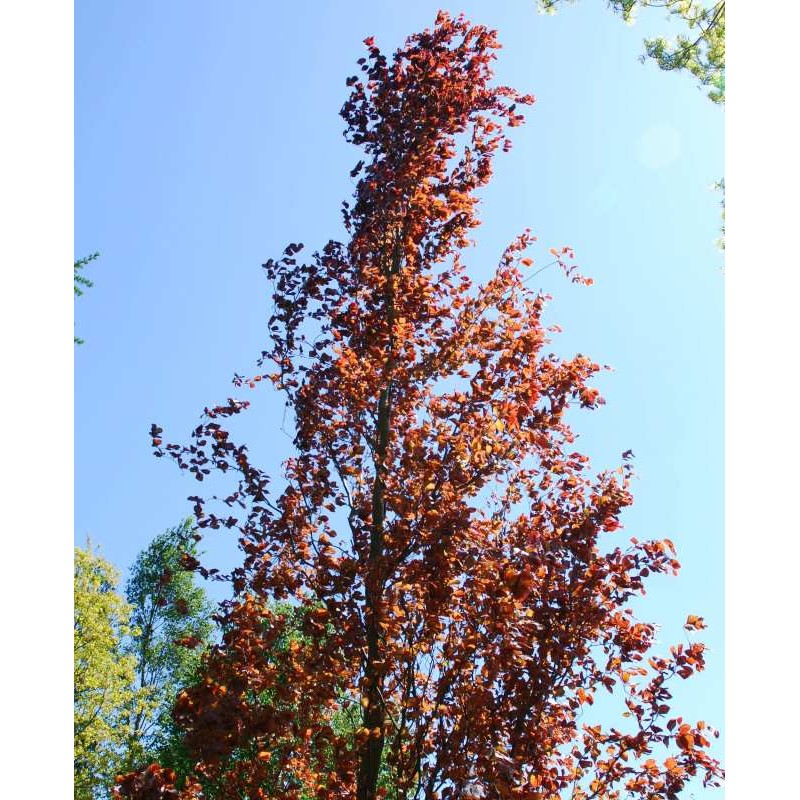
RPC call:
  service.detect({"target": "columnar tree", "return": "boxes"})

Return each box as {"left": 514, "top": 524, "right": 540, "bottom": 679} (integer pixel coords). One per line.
{"left": 117, "top": 12, "right": 722, "bottom": 800}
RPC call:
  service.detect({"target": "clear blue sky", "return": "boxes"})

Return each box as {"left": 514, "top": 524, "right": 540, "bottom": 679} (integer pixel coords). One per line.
{"left": 75, "top": 0, "right": 724, "bottom": 777}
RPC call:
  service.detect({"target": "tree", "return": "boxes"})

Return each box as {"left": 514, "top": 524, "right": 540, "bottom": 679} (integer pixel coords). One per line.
{"left": 538, "top": 1, "right": 724, "bottom": 104}
{"left": 117, "top": 13, "right": 723, "bottom": 799}
{"left": 74, "top": 543, "right": 142, "bottom": 800}
{"left": 123, "top": 520, "right": 215, "bottom": 772}
{"left": 75, "top": 252, "right": 99, "bottom": 345}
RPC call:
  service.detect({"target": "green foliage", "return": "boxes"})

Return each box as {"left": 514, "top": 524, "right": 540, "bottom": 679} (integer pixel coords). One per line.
{"left": 74, "top": 252, "right": 99, "bottom": 345}
{"left": 148, "top": 601, "right": 314, "bottom": 797}
{"left": 640, "top": 1, "right": 725, "bottom": 104}
{"left": 123, "top": 520, "right": 215, "bottom": 771}
{"left": 74, "top": 543, "right": 144, "bottom": 800}
{"left": 538, "top": 0, "right": 725, "bottom": 103}
{"left": 74, "top": 252, "right": 98, "bottom": 297}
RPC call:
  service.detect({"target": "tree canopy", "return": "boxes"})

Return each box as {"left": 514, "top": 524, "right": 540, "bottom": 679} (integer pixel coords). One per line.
{"left": 114, "top": 12, "right": 722, "bottom": 800}
{"left": 123, "top": 520, "right": 215, "bottom": 771}
{"left": 74, "top": 543, "right": 142, "bottom": 799}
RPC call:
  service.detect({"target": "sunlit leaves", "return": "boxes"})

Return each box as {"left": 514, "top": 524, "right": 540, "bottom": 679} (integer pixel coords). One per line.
{"left": 116, "top": 12, "right": 722, "bottom": 800}
{"left": 74, "top": 544, "right": 144, "bottom": 800}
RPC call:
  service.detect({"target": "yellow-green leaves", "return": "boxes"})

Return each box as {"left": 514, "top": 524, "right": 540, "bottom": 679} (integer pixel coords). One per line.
{"left": 74, "top": 544, "right": 142, "bottom": 800}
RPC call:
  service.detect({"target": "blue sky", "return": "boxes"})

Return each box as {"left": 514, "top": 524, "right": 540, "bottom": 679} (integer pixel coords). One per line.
{"left": 75, "top": 0, "right": 724, "bottom": 777}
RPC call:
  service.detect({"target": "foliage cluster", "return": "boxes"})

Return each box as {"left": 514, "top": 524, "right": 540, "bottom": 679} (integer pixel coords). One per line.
{"left": 112, "top": 12, "right": 722, "bottom": 800}
{"left": 74, "top": 252, "right": 99, "bottom": 345}
{"left": 74, "top": 544, "right": 143, "bottom": 800}
{"left": 538, "top": 1, "right": 725, "bottom": 103}
{"left": 74, "top": 526, "right": 215, "bottom": 799}
{"left": 123, "top": 521, "right": 216, "bottom": 770}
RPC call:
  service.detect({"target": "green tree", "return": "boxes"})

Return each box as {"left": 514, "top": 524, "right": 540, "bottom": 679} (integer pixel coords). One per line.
{"left": 74, "top": 543, "right": 142, "bottom": 800}
{"left": 150, "top": 600, "right": 352, "bottom": 799}
{"left": 539, "top": 0, "right": 725, "bottom": 103}
{"left": 123, "top": 520, "right": 215, "bottom": 771}
{"left": 74, "top": 252, "right": 99, "bottom": 345}
{"left": 118, "top": 525, "right": 321, "bottom": 796}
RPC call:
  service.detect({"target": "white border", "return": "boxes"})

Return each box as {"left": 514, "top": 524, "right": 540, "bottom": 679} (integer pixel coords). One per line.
{"left": 726, "top": 1, "right": 799, "bottom": 797}
{"left": 0, "top": 2, "right": 74, "bottom": 793}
